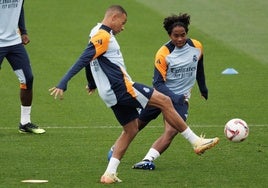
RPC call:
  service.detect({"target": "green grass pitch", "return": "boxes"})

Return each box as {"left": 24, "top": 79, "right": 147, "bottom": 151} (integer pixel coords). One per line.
{"left": 0, "top": 0, "right": 267, "bottom": 187}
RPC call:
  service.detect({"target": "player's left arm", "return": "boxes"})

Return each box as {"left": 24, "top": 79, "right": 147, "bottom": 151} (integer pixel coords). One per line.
{"left": 196, "top": 55, "right": 208, "bottom": 100}
{"left": 85, "top": 64, "right": 97, "bottom": 95}
{"left": 18, "top": 2, "right": 30, "bottom": 45}
{"left": 191, "top": 39, "right": 208, "bottom": 100}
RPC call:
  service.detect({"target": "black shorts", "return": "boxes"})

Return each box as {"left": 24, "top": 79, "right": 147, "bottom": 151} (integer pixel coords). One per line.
{"left": 111, "top": 82, "right": 154, "bottom": 126}
{"left": 0, "top": 44, "right": 33, "bottom": 89}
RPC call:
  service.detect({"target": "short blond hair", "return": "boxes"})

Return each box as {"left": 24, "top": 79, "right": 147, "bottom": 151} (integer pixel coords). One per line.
{"left": 105, "top": 5, "right": 127, "bottom": 16}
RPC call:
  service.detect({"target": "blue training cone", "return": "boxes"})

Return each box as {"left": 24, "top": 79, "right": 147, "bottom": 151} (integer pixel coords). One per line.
{"left": 221, "top": 68, "right": 238, "bottom": 75}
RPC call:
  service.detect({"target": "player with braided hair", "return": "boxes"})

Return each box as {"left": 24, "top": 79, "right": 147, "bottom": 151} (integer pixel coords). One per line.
{"left": 132, "top": 13, "right": 212, "bottom": 169}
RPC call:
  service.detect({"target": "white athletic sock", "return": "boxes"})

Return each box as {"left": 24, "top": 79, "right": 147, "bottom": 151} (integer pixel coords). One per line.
{"left": 181, "top": 127, "right": 200, "bottom": 145}
{"left": 20, "top": 105, "right": 31, "bottom": 125}
{"left": 143, "top": 148, "right": 160, "bottom": 161}
{"left": 105, "top": 157, "right": 120, "bottom": 174}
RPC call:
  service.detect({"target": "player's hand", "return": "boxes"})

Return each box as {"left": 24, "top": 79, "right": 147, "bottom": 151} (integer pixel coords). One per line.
{"left": 201, "top": 92, "right": 208, "bottom": 100}
{"left": 86, "top": 85, "right": 95, "bottom": 95}
{"left": 21, "top": 34, "right": 30, "bottom": 45}
{"left": 49, "top": 87, "right": 64, "bottom": 100}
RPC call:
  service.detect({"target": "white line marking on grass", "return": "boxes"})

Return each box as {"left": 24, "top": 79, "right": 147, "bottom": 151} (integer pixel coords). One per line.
{"left": 38, "top": 124, "right": 268, "bottom": 129}
{"left": 21, "top": 180, "right": 48, "bottom": 183}
{"left": 0, "top": 124, "right": 266, "bottom": 130}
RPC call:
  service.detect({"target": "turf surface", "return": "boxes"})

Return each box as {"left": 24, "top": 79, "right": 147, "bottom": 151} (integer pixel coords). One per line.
{"left": 0, "top": 0, "right": 267, "bottom": 187}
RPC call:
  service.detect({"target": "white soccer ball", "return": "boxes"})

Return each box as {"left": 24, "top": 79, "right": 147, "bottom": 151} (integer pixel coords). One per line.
{"left": 224, "top": 118, "right": 249, "bottom": 142}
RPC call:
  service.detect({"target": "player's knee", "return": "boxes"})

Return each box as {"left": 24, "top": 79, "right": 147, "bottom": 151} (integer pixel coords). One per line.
{"left": 20, "top": 75, "right": 34, "bottom": 90}
{"left": 123, "top": 128, "right": 139, "bottom": 140}
{"left": 150, "top": 90, "right": 173, "bottom": 109}
{"left": 161, "top": 94, "right": 172, "bottom": 106}
{"left": 123, "top": 121, "right": 139, "bottom": 136}
{"left": 15, "top": 69, "right": 34, "bottom": 89}
{"left": 166, "top": 128, "right": 179, "bottom": 138}
{"left": 26, "top": 74, "right": 34, "bottom": 89}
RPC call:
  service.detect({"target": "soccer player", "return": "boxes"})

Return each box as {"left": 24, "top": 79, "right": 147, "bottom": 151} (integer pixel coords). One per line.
{"left": 132, "top": 13, "right": 211, "bottom": 170}
{"left": 49, "top": 5, "right": 219, "bottom": 184}
{"left": 108, "top": 13, "right": 214, "bottom": 170}
{"left": 0, "top": 0, "right": 45, "bottom": 134}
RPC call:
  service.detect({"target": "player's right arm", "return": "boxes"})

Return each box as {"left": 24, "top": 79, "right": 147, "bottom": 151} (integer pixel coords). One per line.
{"left": 56, "top": 29, "right": 110, "bottom": 91}
{"left": 50, "top": 28, "right": 110, "bottom": 99}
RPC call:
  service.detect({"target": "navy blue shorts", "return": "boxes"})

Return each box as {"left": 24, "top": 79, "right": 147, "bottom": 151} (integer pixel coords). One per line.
{"left": 0, "top": 44, "right": 33, "bottom": 89}
{"left": 139, "top": 99, "right": 189, "bottom": 123}
{"left": 111, "top": 82, "right": 154, "bottom": 126}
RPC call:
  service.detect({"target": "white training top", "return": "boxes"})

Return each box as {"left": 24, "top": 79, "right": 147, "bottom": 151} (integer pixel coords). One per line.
{"left": 0, "top": 0, "right": 23, "bottom": 47}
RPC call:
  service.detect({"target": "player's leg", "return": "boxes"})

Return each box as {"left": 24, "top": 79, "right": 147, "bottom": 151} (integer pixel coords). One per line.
{"left": 6, "top": 44, "right": 45, "bottom": 134}
{"left": 140, "top": 100, "right": 188, "bottom": 162}
{"left": 150, "top": 124, "right": 179, "bottom": 157}
{"left": 133, "top": 104, "right": 181, "bottom": 170}
{"left": 129, "top": 88, "right": 185, "bottom": 170}
{"left": 148, "top": 89, "right": 219, "bottom": 155}
{"left": 101, "top": 105, "right": 139, "bottom": 184}
{"left": 147, "top": 99, "right": 189, "bottom": 157}
{"left": 112, "top": 119, "right": 139, "bottom": 160}
{"left": 132, "top": 123, "right": 178, "bottom": 170}
{"left": 0, "top": 46, "right": 7, "bottom": 70}
{"left": 101, "top": 120, "right": 138, "bottom": 184}
{"left": 107, "top": 106, "right": 161, "bottom": 161}
{"left": 147, "top": 89, "right": 187, "bottom": 132}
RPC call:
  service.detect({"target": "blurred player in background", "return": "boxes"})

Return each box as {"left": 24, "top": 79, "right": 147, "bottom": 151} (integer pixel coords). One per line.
{"left": 0, "top": 0, "right": 45, "bottom": 134}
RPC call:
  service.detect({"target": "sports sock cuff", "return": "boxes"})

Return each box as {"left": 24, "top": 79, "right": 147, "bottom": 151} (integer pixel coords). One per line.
{"left": 143, "top": 148, "right": 160, "bottom": 161}
{"left": 106, "top": 157, "right": 120, "bottom": 174}
{"left": 181, "top": 127, "right": 199, "bottom": 144}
